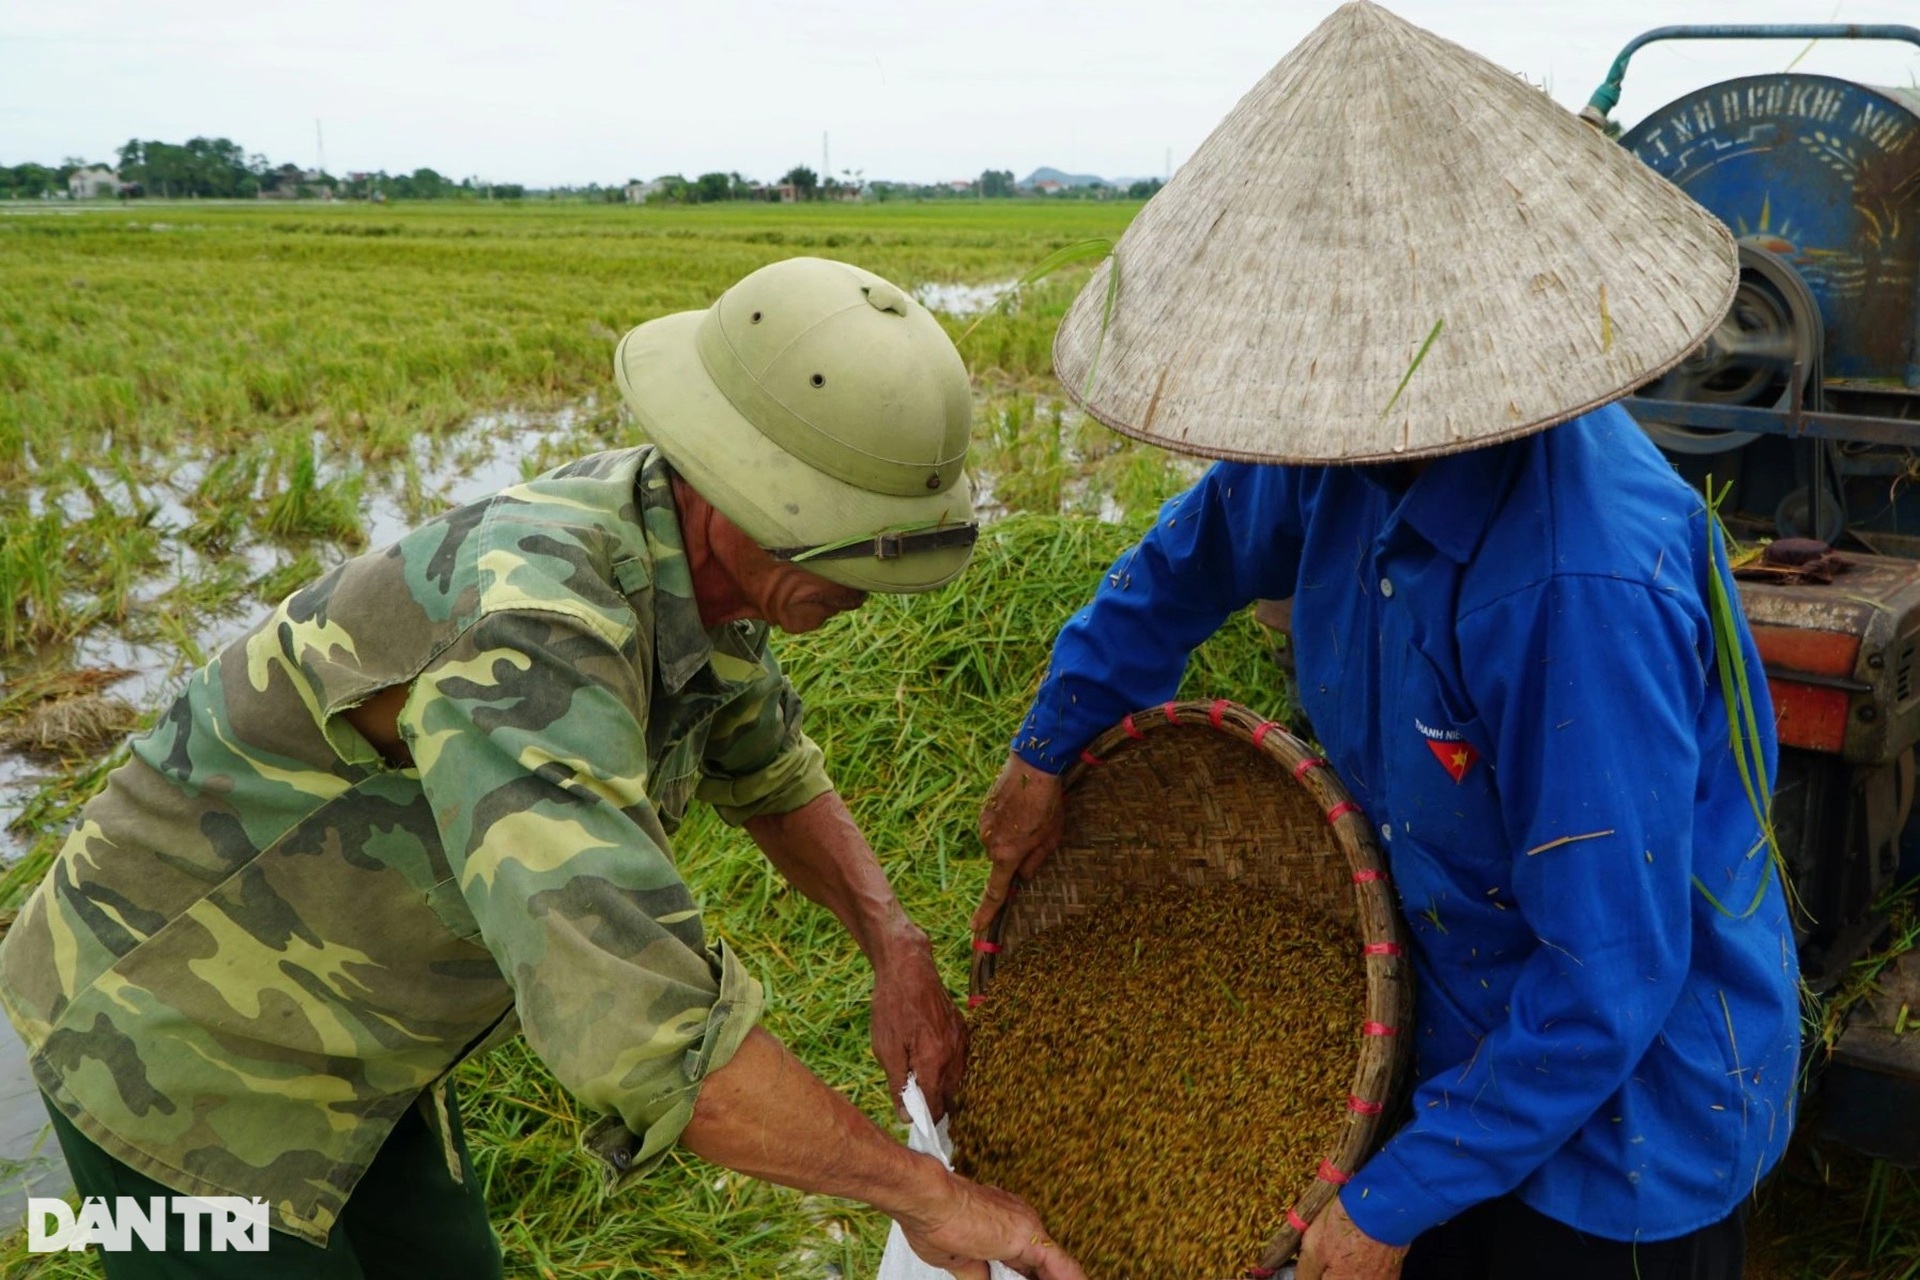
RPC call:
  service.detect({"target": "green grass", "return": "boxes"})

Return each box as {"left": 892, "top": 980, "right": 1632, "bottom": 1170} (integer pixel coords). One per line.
{"left": 1, "top": 199, "right": 1916, "bottom": 1279}
{"left": 1750, "top": 1147, "right": 1920, "bottom": 1280}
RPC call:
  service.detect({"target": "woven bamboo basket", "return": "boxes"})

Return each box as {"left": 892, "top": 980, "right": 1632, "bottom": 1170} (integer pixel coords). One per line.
{"left": 969, "top": 698, "right": 1412, "bottom": 1274}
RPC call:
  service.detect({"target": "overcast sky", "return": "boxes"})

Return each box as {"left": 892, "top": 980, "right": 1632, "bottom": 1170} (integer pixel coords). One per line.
{"left": 6, "top": 1, "right": 1920, "bottom": 187}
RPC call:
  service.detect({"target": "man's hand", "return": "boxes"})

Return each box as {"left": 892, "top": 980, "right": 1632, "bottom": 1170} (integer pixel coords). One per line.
{"left": 683, "top": 1030, "right": 1084, "bottom": 1280}
{"left": 972, "top": 754, "right": 1066, "bottom": 934}
{"left": 871, "top": 933, "right": 968, "bottom": 1120}
{"left": 895, "top": 1169, "right": 1088, "bottom": 1280}
{"left": 1296, "top": 1195, "right": 1407, "bottom": 1280}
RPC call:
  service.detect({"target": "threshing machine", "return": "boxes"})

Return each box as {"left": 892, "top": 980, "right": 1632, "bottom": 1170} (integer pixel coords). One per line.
{"left": 1585, "top": 24, "right": 1920, "bottom": 1166}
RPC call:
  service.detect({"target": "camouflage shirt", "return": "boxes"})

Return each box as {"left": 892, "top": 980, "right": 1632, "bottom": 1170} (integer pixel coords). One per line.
{"left": 0, "top": 446, "right": 831, "bottom": 1244}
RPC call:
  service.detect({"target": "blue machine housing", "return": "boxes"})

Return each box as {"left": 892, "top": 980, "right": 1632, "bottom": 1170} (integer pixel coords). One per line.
{"left": 1621, "top": 74, "right": 1920, "bottom": 388}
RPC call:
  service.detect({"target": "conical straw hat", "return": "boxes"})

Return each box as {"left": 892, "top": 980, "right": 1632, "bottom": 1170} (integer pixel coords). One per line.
{"left": 1052, "top": 0, "right": 1737, "bottom": 464}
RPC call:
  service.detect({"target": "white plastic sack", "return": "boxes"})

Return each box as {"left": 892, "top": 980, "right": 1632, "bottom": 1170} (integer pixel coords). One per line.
{"left": 876, "top": 1075, "right": 1019, "bottom": 1280}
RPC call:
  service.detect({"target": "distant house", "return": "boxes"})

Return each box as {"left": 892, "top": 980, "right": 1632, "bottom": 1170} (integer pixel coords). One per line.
{"left": 258, "top": 167, "right": 334, "bottom": 200}
{"left": 947, "top": 180, "right": 974, "bottom": 194}
{"left": 257, "top": 167, "right": 302, "bottom": 199}
{"left": 749, "top": 183, "right": 800, "bottom": 203}
{"left": 67, "top": 167, "right": 119, "bottom": 200}
{"left": 624, "top": 179, "right": 666, "bottom": 203}
{"left": 1033, "top": 179, "right": 1065, "bottom": 195}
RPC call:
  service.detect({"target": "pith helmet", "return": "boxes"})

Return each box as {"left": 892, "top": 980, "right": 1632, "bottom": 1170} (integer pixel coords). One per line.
{"left": 615, "top": 257, "right": 976, "bottom": 593}
{"left": 1052, "top": 0, "right": 1737, "bottom": 464}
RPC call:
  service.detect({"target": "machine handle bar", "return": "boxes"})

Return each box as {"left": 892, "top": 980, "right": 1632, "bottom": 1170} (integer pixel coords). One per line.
{"left": 1585, "top": 24, "right": 1920, "bottom": 124}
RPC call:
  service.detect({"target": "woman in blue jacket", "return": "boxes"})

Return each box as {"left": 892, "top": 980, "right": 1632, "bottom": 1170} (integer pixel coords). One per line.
{"left": 973, "top": 5, "right": 1800, "bottom": 1278}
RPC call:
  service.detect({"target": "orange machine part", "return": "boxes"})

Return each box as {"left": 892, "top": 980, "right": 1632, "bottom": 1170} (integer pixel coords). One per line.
{"left": 1766, "top": 678, "right": 1851, "bottom": 753}
{"left": 1749, "top": 624, "right": 1860, "bottom": 679}
{"left": 1750, "top": 624, "right": 1859, "bottom": 753}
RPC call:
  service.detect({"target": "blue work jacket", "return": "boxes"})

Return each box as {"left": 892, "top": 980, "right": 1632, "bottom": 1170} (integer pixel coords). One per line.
{"left": 1013, "top": 405, "right": 1800, "bottom": 1246}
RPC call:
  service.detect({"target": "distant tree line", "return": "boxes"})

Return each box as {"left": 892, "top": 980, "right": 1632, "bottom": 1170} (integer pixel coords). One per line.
{"left": 633, "top": 166, "right": 1162, "bottom": 205}
{"left": 0, "top": 138, "right": 525, "bottom": 202}
{"left": 115, "top": 138, "right": 265, "bottom": 197}
{"left": 0, "top": 162, "right": 70, "bottom": 199}
{"left": 2, "top": 139, "right": 1169, "bottom": 204}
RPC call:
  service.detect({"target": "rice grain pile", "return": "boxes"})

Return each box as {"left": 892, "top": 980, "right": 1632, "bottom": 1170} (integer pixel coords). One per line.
{"left": 953, "top": 885, "right": 1365, "bottom": 1279}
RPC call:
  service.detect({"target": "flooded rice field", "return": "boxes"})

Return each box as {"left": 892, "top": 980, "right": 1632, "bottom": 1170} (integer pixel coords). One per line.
{"left": 0, "top": 404, "right": 604, "bottom": 861}
{"left": 0, "top": 262, "right": 1191, "bottom": 870}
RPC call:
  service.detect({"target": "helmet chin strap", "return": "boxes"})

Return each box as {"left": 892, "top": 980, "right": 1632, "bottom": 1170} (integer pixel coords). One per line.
{"left": 765, "top": 522, "right": 979, "bottom": 564}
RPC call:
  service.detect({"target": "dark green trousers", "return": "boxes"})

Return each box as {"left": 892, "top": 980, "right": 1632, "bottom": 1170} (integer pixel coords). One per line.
{"left": 41, "top": 1087, "right": 503, "bottom": 1280}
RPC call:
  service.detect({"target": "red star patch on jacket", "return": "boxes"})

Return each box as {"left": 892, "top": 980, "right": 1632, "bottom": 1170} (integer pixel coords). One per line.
{"left": 1426, "top": 738, "right": 1479, "bottom": 783}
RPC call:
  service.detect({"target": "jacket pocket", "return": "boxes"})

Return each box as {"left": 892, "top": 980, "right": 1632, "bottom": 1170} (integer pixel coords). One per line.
{"left": 1382, "top": 645, "right": 1503, "bottom": 862}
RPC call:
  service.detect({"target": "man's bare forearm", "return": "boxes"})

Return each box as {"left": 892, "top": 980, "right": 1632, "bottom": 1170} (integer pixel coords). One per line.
{"left": 745, "top": 791, "right": 926, "bottom": 969}
{"left": 681, "top": 1027, "right": 948, "bottom": 1216}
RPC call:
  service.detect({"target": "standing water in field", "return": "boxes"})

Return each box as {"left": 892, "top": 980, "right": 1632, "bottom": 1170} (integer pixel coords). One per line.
{"left": 914, "top": 279, "right": 1021, "bottom": 317}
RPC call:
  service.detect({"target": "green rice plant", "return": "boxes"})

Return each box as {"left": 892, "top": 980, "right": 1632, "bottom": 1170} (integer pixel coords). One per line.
{"left": 977, "top": 395, "right": 1069, "bottom": 514}
{"left": 1812, "top": 877, "right": 1920, "bottom": 1056}
{"left": 959, "top": 238, "right": 1118, "bottom": 396}
{"left": 1, "top": 200, "right": 1141, "bottom": 696}
{"left": 182, "top": 448, "right": 267, "bottom": 552}
{"left": 0, "top": 510, "right": 67, "bottom": 654}
{"left": 1699, "top": 477, "right": 1785, "bottom": 919}
{"left": 262, "top": 432, "right": 365, "bottom": 545}
{"left": 1747, "top": 1145, "right": 1920, "bottom": 1280}
{"left": 1381, "top": 318, "right": 1445, "bottom": 421}
{"left": 1068, "top": 410, "right": 1200, "bottom": 518}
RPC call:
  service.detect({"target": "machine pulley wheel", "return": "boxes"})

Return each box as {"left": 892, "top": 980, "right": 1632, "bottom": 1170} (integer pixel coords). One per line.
{"left": 1642, "top": 242, "right": 1823, "bottom": 455}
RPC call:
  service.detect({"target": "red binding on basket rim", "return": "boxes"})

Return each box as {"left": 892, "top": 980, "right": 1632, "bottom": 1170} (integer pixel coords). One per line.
{"left": 1122, "top": 714, "right": 1146, "bottom": 740}
{"left": 1352, "top": 868, "right": 1389, "bottom": 884}
{"left": 1209, "top": 699, "right": 1230, "bottom": 728}
{"left": 1286, "top": 1205, "right": 1310, "bottom": 1232}
{"left": 972, "top": 939, "right": 1002, "bottom": 954}
{"left": 1316, "top": 1159, "right": 1352, "bottom": 1186}
{"left": 1363, "top": 942, "right": 1403, "bottom": 957}
{"left": 1325, "top": 801, "right": 1362, "bottom": 824}
{"left": 1078, "top": 748, "right": 1104, "bottom": 767}
{"left": 1252, "top": 720, "right": 1280, "bottom": 747}
{"left": 1349, "top": 1095, "right": 1385, "bottom": 1116}
{"left": 1293, "top": 756, "right": 1326, "bottom": 780}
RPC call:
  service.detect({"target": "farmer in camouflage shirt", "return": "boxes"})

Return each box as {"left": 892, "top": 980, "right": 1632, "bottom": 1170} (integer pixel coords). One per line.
{"left": 0, "top": 259, "right": 1085, "bottom": 1280}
